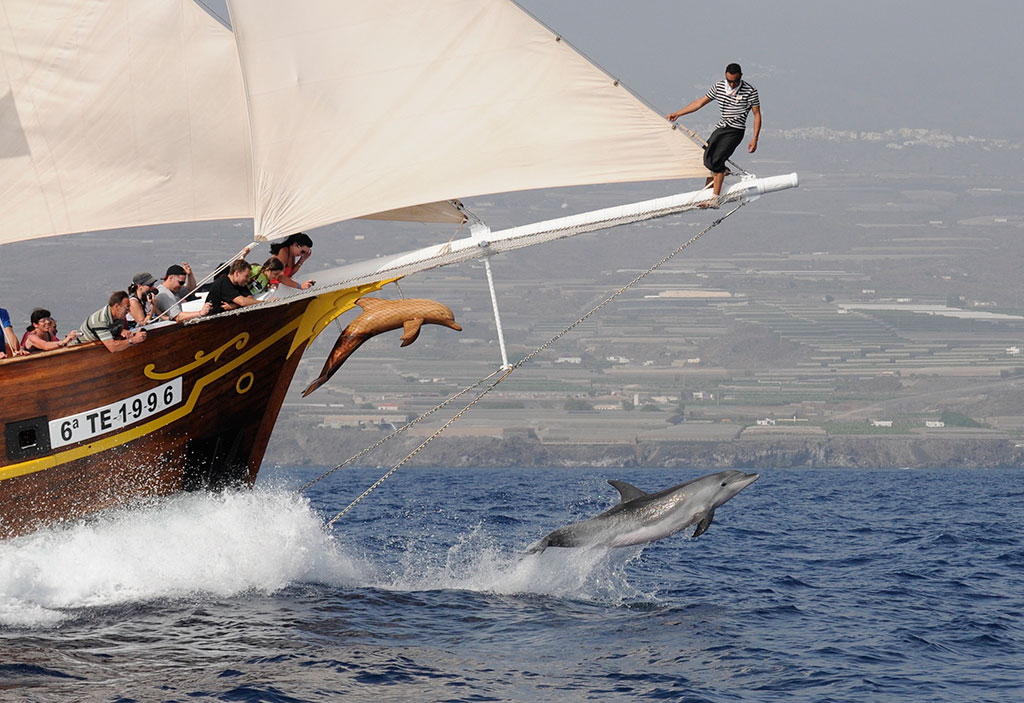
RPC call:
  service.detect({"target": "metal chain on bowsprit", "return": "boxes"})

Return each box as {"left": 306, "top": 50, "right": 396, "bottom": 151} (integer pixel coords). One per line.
{"left": 322, "top": 200, "right": 748, "bottom": 529}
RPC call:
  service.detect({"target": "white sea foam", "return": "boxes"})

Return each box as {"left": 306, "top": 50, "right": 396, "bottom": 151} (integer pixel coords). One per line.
{"left": 1, "top": 489, "right": 651, "bottom": 628}
{"left": 0, "top": 488, "right": 366, "bottom": 628}
{"left": 371, "top": 522, "right": 653, "bottom": 604}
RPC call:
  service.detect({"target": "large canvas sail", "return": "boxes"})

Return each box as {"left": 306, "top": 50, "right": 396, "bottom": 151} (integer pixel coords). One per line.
{"left": 1, "top": 0, "right": 708, "bottom": 246}
{"left": 227, "top": 0, "right": 708, "bottom": 241}
{"left": 0, "top": 0, "right": 253, "bottom": 244}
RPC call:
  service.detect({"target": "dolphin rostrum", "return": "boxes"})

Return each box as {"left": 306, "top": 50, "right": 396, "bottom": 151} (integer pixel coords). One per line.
{"left": 527, "top": 470, "right": 759, "bottom": 553}
{"left": 302, "top": 297, "right": 461, "bottom": 396}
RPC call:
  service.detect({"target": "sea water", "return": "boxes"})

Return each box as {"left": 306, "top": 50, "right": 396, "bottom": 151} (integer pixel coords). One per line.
{"left": 1, "top": 467, "right": 1023, "bottom": 702}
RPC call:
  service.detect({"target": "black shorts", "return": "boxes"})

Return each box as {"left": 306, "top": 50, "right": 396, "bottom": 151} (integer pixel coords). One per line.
{"left": 704, "top": 127, "right": 744, "bottom": 173}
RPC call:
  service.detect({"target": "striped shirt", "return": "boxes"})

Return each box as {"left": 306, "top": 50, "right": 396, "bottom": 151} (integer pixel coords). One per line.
{"left": 705, "top": 79, "right": 759, "bottom": 130}
{"left": 76, "top": 304, "right": 123, "bottom": 343}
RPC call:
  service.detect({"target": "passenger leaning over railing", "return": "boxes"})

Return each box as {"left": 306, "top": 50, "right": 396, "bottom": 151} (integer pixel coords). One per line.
{"left": 126, "top": 272, "right": 158, "bottom": 329}
{"left": 1, "top": 306, "right": 28, "bottom": 357}
{"left": 204, "top": 260, "right": 266, "bottom": 315}
{"left": 153, "top": 263, "right": 211, "bottom": 322}
{"left": 21, "top": 308, "right": 77, "bottom": 352}
{"left": 269, "top": 232, "right": 315, "bottom": 290}
{"left": 68, "top": 291, "right": 146, "bottom": 352}
{"left": 249, "top": 257, "right": 285, "bottom": 297}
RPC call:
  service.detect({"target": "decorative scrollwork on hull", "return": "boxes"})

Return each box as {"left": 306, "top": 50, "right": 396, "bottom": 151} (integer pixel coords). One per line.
{"left": 143, "top": 333, "right": 251, "bottom": 381}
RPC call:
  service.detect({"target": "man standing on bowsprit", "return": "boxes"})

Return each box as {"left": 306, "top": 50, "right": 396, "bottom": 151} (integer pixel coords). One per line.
{"left": 666, "top": 63, "right": 761, "bottom": 208}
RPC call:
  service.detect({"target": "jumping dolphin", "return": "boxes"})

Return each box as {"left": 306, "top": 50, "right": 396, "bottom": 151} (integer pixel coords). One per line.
{"left": 303, "top": 297, "right": 461, "bottom": 396}
{"left": 527, "top": 470, "right": 759, "bottom": 553}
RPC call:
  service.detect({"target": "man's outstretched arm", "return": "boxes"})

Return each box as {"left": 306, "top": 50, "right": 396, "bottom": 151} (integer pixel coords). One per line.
{"left": 666, "top": 95, "right": 712, "bottom": 122}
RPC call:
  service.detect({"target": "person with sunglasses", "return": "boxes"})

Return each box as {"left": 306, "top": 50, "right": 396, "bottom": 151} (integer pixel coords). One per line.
{"left": 666, "top": 62, "right": 761, "bottom": 207}
{"left": 126, "top": 272, "right": 158, "bottom": 329}
{"left": 153, "top": 262, "right": 210, "bottom": 322}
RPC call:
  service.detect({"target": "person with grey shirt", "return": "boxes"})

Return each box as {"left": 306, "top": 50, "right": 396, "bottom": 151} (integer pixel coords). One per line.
{"left": 153, "top": 262, "right": 211, "bottom": 322}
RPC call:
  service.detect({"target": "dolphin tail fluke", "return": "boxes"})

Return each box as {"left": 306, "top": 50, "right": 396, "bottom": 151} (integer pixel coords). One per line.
{"left": 354, "top": 297, "right": 383, "bottom": 311}
{"left": 692, "top": 507, "right": 716, "bottom": 538}
{"left": 524, "top": 538, "right": 550, "bottom": 555}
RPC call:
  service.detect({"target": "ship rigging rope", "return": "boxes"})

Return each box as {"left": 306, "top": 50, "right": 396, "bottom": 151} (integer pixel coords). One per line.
{"left": 296, "top": 367, "right": 502, "bottom": 494}
{"left": 318, "top": 200, "right": 748, "bottom": 529}
{"left": 150, "top": 242, "right": 258, "bottom": 324}
{"left": 671, "top": 123, "right": 752, "bottom": 177}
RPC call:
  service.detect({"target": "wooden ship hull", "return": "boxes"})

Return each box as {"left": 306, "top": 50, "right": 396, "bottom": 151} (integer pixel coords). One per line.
{"left": 0, "top": 282, "right": 385, "bottom": 539}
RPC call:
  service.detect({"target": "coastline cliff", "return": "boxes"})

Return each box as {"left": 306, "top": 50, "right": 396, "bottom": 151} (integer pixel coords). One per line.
{"left": 265, "top": 429, "right": 1024, "bottom": 470}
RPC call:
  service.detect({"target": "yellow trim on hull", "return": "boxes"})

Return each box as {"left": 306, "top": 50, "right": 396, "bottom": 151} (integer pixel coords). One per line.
{"left": 0, "top": 281, "right": 391, "bottom": 484}
{"left": 287, "top": 278, "right": 399, "bottom": 358}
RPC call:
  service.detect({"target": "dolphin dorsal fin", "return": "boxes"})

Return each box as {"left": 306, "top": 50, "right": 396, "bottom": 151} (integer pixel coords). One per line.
{"left": 355, "top": 297, "right": 384, "bottom": 311}
{"left": 608, "top": 480, "right": 647, "bottom": 503}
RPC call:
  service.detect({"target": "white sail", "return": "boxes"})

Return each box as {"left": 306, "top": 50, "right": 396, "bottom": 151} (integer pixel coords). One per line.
{"left": 362, "top": 201, "right": 467, "bottom": 224}
{"left": 1, "top": 0, "right": 709, "bottom": 246}
{"left": 0, "top": 0, "right": 253, "bottom": 244}
{"left": 226, "top": 0, "right": 708, "bottom": 241}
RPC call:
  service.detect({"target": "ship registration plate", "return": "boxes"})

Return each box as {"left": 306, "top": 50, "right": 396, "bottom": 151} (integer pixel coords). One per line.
{"left": 49, "top": 378, "right": 184, "bottom": 449}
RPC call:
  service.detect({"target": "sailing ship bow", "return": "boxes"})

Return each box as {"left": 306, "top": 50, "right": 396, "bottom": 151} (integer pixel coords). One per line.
{"left": 0, "top": 0, "right": 797, "bottom": 538}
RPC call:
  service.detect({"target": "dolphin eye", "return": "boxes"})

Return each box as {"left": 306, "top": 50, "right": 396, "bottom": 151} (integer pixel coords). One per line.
{"left": 721, "top": 481, "right": 727, "bottom": 486}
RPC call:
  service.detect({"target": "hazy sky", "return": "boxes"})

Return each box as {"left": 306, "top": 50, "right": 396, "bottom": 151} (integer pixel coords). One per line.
{"left": 517, "top": 0, "right": 1022, "bottom": 140}
{"left": 201, "top": 1, "right": 1022, "bottom": 141}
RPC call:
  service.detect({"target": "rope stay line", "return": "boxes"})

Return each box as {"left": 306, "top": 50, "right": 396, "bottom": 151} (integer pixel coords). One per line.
{"left": 149, "top": 241, "right": 258, "bottom": 325}
{"left": 321, "top": 200, "right": 748, "bottom": 529}
{"left": 671, "top": 122, "right": 752, "bottom": 177}
{"left": 296, "top": 368, "right": 502, "bottom": 494}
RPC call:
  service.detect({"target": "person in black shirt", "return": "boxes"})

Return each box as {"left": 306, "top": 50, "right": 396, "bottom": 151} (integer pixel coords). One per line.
{"left": 205, "top": 260, "right": 262, "bottom": 315}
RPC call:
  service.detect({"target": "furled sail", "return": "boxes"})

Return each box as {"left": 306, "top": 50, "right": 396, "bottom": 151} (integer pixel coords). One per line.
{"left": 0, "top": 0, "right": 708, "bottom": 246}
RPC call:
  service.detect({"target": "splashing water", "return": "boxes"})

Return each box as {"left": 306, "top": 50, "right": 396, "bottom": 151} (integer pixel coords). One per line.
{"left": 0, "top": 484, "right": 646, "bottom": 628}
{"left": 0, "top": 489, "right": 364, "bottom": 627}
{"left": 369, "top": 520, "right": 652, "bottom": 603}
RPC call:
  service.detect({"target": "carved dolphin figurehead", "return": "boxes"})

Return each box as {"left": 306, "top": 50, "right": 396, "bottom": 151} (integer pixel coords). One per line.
{"left": 303, "top": 297, "right": 461, "bottom": 396}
